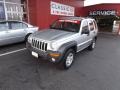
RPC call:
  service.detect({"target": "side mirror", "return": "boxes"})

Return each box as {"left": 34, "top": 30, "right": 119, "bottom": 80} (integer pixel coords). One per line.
{"left": 82, "top": 29, "right": 90, "bottom": 35}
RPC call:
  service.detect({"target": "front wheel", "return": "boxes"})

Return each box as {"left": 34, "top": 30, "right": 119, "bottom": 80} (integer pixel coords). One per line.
{"left": 61, "top": 49, "right": 75, "bottom": 69}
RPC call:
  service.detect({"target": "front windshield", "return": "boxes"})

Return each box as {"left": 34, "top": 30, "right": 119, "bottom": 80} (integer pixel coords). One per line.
{"left": 51, "top": 19, "right": 81, "bottom": 32}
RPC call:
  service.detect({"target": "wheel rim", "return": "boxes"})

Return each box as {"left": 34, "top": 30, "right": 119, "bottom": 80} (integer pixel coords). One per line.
{"left": 92, "top": 41, "right": 96, "bottom": 49}
{"left": 66, "top": 53, "right": 74, "bottom": 67}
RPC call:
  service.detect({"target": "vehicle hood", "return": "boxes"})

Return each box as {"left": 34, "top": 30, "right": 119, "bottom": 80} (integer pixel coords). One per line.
{"left": 31, "top": 29, "right": 75, "bottom": 41}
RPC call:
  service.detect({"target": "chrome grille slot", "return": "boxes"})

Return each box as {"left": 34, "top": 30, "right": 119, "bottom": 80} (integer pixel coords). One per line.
{"left": 42, "top": 42, "right": 44, "bottom": 50}
{"left": 40, "top": 42, "right": 42, "bottom": 49}
{"left": 45, "top": 43, "right": 47, "bottom": 51}
{"left": 32, "top": 38, "right": 48, "bottom": 51}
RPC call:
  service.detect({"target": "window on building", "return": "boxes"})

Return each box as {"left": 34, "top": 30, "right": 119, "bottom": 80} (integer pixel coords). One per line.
{"left": 1, "top": 0, "right": 28, "bottom": 22}
{"left": 5, "top": 0, "right": 21, "bottom": 3}
{"left": 0, "top": 2, "right": 5, "bottom": 20}
{"left": 6, "top": 3, "right": 23, "bottom": 20}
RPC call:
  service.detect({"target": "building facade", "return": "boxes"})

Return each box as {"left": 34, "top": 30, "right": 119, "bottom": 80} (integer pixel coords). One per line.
{"left": 28, "top": 0, "right": 84, "bottom": 29}
{"left": 0, "top": 0, "right": 84, "bottom": 28}
{"left": 0, "top": 1, "right": 120, "bottom": 34}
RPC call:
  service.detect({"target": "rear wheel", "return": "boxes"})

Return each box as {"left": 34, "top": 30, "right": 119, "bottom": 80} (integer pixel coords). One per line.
{"left": 88, "top": 38, "right": 96, "bottom": 51}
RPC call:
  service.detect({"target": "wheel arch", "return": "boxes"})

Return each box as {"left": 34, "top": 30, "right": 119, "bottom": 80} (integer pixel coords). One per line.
{"left": 25, "top": 33, "right": 32, "bottom": 41}
{"left": 58, "top": 41, "right": 77, "bottom": 55}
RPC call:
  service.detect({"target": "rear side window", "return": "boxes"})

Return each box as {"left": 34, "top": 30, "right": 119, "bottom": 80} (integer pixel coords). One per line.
{"left": 93, "top": 20, "right": 97, "bottom": 30}
{"left": 89, "top": 20, "right": 95, "bottom": 31}
{"left": 9, "top": 22, "right": 22, "bottom": 29}
{"left": 0, "top": 22, "right": 9, "bottom": 31}
{"left": 22, "top": 23, "right": 28, "bottom": 28}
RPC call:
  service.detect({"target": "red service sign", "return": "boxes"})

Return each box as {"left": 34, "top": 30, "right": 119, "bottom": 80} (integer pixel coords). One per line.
{"left": 89, "top": 10, "right": 116, "bottom": 16}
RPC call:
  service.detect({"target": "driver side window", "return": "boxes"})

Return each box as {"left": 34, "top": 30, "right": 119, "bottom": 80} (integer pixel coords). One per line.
{"left": 81, "top": 20, "right": 89, "bottom": 34}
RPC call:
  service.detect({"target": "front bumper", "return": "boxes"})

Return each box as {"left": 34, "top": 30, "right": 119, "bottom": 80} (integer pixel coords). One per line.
{"left": 26, "top": 42, "right": 62, "bottom": 63}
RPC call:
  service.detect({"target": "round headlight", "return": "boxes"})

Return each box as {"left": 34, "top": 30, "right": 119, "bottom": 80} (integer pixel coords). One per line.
{"left": 51, "top": 42, "right": 58, "bottom": 50}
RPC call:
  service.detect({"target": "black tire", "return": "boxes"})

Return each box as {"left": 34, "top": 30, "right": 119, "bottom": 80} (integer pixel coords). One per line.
{"left": 88, "top": 38, "right": 96, "bottom": 51}
{"left": 25, "top": 33, "right": 31, "bottom": 42}
{"left": 60, "top": 49, "right": 75, "bottom": 69}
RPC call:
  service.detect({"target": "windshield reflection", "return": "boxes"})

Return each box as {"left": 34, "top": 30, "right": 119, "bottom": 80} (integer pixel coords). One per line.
{"left": 51, "top": 19, "right": 81, "bottom": 33}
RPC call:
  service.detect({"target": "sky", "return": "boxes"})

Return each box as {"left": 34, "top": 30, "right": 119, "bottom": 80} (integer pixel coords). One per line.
{"left": 84, "top": 0, "right": 120, "bottom": 6}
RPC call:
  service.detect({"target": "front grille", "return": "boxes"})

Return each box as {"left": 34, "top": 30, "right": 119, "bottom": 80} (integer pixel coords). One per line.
{"left": 32, "top": 38, "right": 48, "bottom": 51}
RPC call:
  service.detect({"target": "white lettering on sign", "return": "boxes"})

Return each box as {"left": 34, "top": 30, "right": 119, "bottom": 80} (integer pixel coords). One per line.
{"left": 89, "top": 10, "right": 116, "bottom": 16}
{"left": 51, "top": 1, "right": 75, "bottom": 16}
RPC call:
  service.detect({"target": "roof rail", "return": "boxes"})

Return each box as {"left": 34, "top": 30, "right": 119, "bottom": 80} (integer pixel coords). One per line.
{"left": 60, "top": 16, "right": 84, "bottom": 20}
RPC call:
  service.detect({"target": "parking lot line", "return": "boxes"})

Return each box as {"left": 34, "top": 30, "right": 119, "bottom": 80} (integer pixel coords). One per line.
{"left": 0, "top": 48, "right": 27, "bottom": 57}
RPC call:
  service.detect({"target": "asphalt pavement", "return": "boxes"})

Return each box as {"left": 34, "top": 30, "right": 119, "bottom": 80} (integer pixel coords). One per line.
{"left": 0, "top": 34, "right": 120, "bottom": 90}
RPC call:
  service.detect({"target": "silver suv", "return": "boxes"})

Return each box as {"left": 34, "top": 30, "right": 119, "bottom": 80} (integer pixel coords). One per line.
{"left": 27, "top": 17, "right": 98, "bottom": 69}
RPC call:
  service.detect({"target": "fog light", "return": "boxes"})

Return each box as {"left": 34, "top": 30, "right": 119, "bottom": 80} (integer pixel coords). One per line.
{"left": 52, "top": 58, "right": 56, "bottom": 62}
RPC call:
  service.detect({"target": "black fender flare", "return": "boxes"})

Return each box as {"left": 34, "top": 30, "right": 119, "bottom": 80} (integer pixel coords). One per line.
{"left": 58, "top": 41, "right": 77, "bottom": 56}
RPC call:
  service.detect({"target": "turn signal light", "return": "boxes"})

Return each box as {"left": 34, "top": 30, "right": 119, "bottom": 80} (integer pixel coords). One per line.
{"left": 49, "top": 53, "right": 61, "bottom": 58}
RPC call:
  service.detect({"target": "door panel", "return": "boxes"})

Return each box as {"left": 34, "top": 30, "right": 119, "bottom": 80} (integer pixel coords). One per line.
{"left": 77, "top": 20, "right": 91, "bottom": 51}
{"left": 0, "top": 22, "right": 12, "bottom": 45}
{"left": 8, "top": 21, "right": 26, "bottom": 42}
